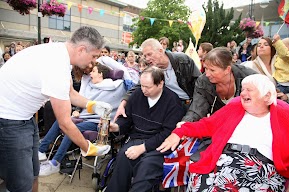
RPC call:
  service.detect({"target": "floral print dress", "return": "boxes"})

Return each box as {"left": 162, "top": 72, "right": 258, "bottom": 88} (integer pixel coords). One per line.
{"left": 187, "top": 152, "right": 286, "bottom": 192}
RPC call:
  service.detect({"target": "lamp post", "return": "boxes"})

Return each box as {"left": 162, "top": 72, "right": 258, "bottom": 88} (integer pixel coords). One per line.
{"left": 37, "top": 0, "right": 41, "bottom": 44}
{"left": 249, "top": 0, "right": 254, "bottom": 20}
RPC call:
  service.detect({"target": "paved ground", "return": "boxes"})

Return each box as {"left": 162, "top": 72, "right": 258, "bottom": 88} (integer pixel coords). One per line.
{"left": 0, "top": 157, "right": 96, "bottom": 192}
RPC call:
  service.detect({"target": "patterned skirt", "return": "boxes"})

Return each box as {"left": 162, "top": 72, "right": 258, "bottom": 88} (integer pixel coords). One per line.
{"left": 187, "top": 152, "right": 286, "bottom": 192}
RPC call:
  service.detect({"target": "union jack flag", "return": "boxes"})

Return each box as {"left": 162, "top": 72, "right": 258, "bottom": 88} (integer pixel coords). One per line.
{"left": 162, "top": 137, "right": 200, "bottom": 188}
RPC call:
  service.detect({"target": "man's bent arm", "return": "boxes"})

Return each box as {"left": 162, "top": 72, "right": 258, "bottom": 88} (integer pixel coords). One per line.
{"left": 50, "top": 97, "right": 89, "bottom": 152}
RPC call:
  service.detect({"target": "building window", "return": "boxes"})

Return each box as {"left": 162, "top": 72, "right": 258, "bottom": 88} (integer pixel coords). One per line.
{"left": 49, "top": 9, "right": 71, "bottom": 31}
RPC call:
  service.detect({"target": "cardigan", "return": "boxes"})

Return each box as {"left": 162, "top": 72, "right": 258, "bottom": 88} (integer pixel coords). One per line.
{"left": 117, "top": 87, "right": 185, "bottom": 152}
{"left": 173, "top": 97, "right": 289, "bottom": 178}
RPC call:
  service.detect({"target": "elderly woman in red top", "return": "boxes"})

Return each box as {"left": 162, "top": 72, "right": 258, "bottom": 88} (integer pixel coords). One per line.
{"left": 157, "top": 74, "right": 289, "bottom": 191}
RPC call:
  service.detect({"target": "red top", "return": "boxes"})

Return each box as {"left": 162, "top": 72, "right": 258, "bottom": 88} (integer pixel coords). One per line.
{"left": 173, "top": 97, "right": 289, "bottom": 178}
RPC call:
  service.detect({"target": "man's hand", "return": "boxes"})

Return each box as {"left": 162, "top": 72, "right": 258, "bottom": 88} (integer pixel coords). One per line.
{"left": 109, "top": 122, "right": 120, "bottom": 132}
{"left": 277, "top": 91, "right": 288, "bottom": 101}
{"left": 156, "top": 133, "right": 180, "bottom": 153}
{"left": 86, "top": 101, "right": 112, "bottom": 117}
{"left": 113, "top": 100, "right": 127, "bottom": 122}
{"left": 273, "top": 34, "right": 280, "bottom": 44}
{"left": 81, "top": 140, "right": 111, "bottom": 157}
{"left": 125, "top": 144, "right": 145, "bottom": 160}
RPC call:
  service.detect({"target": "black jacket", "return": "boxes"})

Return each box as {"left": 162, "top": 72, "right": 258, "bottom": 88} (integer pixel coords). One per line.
{"left": 182, "top": 64, "right": 257, "bottom": 122}
{"left": 123, "top": 51, "right": 201, "bottom": 101}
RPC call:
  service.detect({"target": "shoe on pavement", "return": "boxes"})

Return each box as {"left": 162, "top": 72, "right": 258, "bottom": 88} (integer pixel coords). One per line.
{"left": 38, "top": 151, "right": 47, "bottom": 161}
{"left": 39, "top": 160, "right": 60, "bottom": 176}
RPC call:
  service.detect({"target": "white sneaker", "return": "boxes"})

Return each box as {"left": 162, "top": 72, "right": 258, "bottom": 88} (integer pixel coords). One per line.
{"left": 38, "top": 151, "right": 47, "bottom": 161}
{"left": 39, "top": 161, "right": 60, "bottom": 176}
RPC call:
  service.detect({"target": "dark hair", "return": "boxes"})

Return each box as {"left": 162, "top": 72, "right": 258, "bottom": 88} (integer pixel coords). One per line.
{"left": 258, "top": 37, "right": 276, "bottom": 59}
{"left": 141, "top": 66, "right": 164, "bottom": 85}
{"left": 70, "top": 26, "right": 104, "bottom": 50}
{"left": 200, "top": 43, "right": 213, "bottom": 53}
{"left": 204, "top": 47, "right": 232, "bottom": 69}
{"left": 103, "top": 46, "right": 110, "bottom": 53}
{"left": 92, "top": 62, "right": 111, "bottom": 79}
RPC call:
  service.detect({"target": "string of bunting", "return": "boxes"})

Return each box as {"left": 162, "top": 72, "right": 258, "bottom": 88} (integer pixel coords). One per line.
{"left": 45, "top": 0, "right": 289, "bottom": 28}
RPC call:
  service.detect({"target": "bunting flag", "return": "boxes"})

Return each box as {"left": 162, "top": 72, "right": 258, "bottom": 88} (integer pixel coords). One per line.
{"left": 150, "top": 18, "right": 155, "bottom": 26}
{"left": 67, "top": 1, "right": 72, "bottom": 10}
{"left": 88, "top": 7, "right": 93, "bottom": 14}
{"left": 168, "top": 20, "right": 173, "bottom": 27}
{"left": 278, "top": 0, "right": 289, "bottom": 24}
{"left": 99, "top": 9, "right": 105, "bottom": 16}
{"left": 78, "top": 4, "right": 82, "bottom": 13}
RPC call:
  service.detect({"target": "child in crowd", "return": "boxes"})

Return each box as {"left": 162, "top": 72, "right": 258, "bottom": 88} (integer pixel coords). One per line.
{"left": 197, "top": 42, "right": 213, "bottom": 73}
{"left": 272, "top": 34, "right": 289, "bottom": 94}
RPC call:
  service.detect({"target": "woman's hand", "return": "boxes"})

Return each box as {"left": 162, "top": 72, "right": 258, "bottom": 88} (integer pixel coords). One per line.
{"left": 156, "top": 133, "right": 180, "bottom": 153}
{"left": 277, "top": 91, "right": 288, "bottom": 102}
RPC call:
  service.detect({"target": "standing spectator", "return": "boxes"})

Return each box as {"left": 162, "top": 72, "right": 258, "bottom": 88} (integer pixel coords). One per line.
{"left": 0, "top": 26, "right": 110, "bottom": 192}
{"left": 240, "top": 42, "right": 250, "bottom": 62}
{"left": 124, "top": 51, "right": 140, "bottom": 84}
{"left": 232, "top": 52, "right": 241, "bottom": 64}
{"left": 272, "top": 34, "right": 289, "bottom": 93}
{"left": 197, "top": 42, "right": 213, "bottom": 73}
{"left": 43, "top": 37, "right": 50, "bottom": 43}
{"left": 101, "top": 46, "right": 110, "bottom": 56}
{"left": 9, "top": 42, "right": 16, "bottom": 56}
{"left": 15, "top": 44, "right": 23, "bottom": 54}
{"left": 159, "top": 37, "right": 170, "bottom": 52}
{"left": 2, "top": 52, "right": 11, "bottom": 64}
{"left": 114, "top": 38, "right": 201, "bottom": 122}
{"left": 238, "top": 37, "right": 253, "bottom": 60}
{"left": 229, "top": 40, "right": 238, "bottom": 53}
{"left": 242, "top": 37, "right": 276, "bottom": 84}
{"left": 177, "top": 39, "right": 184, "bottom": 52}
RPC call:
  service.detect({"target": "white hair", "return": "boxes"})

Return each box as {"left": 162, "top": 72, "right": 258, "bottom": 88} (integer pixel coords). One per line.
{"left": 140, "top": 38, "right": 163, "bottom": 52}
{"left": 242, "top": 74, "right": 277, "bottom": 105}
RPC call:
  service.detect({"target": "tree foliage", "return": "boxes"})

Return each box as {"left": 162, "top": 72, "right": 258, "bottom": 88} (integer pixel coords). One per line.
{"left": 200, "top": 0, "right": 245, "bottom": 47}
{"left": 130, "top": 0, "right": 191, "bottom": 49}
{"left": 130, "top": 0, "right": 245, "bottom": 49}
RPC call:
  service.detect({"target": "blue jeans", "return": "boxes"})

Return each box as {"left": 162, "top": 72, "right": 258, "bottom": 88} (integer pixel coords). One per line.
{"left": 39, "top": 120, "right": 97, "bottom": 162}
{"left": 0, "top": 118, "right": 39, "bottom": 192}
{"left": 277, "top": 83, "right": 289, "bottom": 94}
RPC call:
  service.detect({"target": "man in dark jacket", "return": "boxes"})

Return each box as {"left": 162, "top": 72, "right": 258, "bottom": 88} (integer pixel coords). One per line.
{"left": 114, "top": 38, "right": 201, "bottom": 121}
{"left": 106, "top": 66, "right": 185, "bottom": 192}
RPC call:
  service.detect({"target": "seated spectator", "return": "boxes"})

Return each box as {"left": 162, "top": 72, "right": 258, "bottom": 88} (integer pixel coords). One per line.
{"left": 106, "top": 66, "right": 185, "bottom": 192}
{"left": 124, "top": 51, "right": 140, "bottom": 84}
{"left": 101, "top": 46, "right": 110, "bottom": 57}
{"left": 38, "top": 62, "right": 126, "bottom": 176}
{"left": 272, "top": 34, "right": 289, "bottom": 94}
{"left": 158, "top": 74, "right": 289, "bottom": 191}
{"left": 197, "top": 42, "right": 213, "bottom": 73}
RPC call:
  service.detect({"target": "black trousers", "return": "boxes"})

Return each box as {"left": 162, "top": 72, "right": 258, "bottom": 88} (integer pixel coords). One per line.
{"left": 106, "top": 139, "right": 164, "bottom": 192}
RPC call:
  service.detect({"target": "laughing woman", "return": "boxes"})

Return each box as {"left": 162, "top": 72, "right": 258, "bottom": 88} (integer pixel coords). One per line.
{"left": 158, "top": 74, "right": 289, "bottom": 192}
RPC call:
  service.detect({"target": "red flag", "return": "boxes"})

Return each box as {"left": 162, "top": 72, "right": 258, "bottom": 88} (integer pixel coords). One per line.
{"left": 278, "top": 0, "right": 289, "bottom": 24}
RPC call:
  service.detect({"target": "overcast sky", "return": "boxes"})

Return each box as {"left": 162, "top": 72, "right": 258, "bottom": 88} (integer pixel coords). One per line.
{"left": 119, "top": 0, "right": 272, "bottom": 9}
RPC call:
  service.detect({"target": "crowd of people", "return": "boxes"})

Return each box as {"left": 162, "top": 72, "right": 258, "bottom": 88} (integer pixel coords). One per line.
{"left": 0, "top": 25, "right": 289, "bottom": 192}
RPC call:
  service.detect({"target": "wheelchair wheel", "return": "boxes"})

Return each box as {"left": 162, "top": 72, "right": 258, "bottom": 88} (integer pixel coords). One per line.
{"left": 92, "top": 177, "right": 99, "bottom": 190}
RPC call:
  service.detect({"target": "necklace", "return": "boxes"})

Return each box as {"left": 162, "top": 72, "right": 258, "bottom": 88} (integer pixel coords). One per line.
{"left": 223, "top": 73, "right": 232, "bottom": 101}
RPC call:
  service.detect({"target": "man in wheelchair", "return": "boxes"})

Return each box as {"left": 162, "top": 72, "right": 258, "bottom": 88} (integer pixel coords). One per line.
{"left": 38, "top": 63, "right": 126, "bottom": 176}
{"left": 106, "top": 66, "right": 185, "bottom": 192}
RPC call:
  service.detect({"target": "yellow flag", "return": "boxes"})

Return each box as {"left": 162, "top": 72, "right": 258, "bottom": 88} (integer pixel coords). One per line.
{"left": 256, "top": 21, "right": 260, "bottom": 26}
{"left": 168, "top": 20, "right": 173, "bottom": 27}
{"left": 67, "top": 1, "right": 73, "bottom": 10}
{"left": 185, "top": 38, "right": 201, "bottom": 71}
